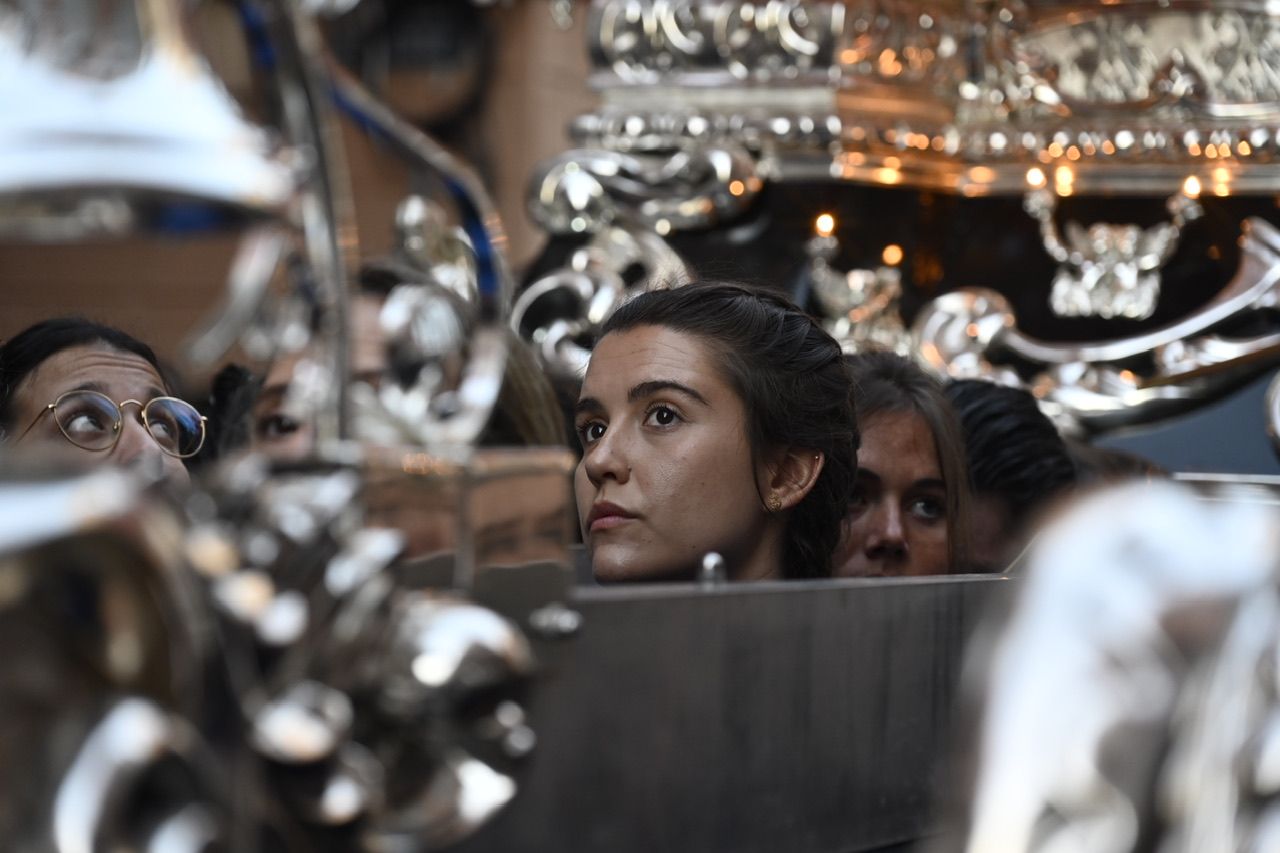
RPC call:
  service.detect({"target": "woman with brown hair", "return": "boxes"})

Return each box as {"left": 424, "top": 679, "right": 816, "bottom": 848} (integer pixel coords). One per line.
{"left": 834, "top": 351, "right": 970, "bottom": 577}
{"left": 573, "top": 281, "right": 858, "bottom": 582}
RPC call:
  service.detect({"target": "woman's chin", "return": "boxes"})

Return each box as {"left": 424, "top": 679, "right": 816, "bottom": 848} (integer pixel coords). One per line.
{"left": 590, "top": 547, "right": 694, "bottom": 584}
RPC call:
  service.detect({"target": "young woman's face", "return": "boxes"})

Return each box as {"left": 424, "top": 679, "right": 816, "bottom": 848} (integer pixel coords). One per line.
{"left": 834, "top": 410, "right": 949, "bottom": 577}
{"left": 8, "top": 344, "right": 191, "bottom": 485}
{"left": 574, "top": 326, "right": 777, "bottom": 582}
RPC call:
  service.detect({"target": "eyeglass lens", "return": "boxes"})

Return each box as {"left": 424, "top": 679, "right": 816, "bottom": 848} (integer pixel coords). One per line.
{"left": 52, "top": 391, "right": 205, "bottom": 457}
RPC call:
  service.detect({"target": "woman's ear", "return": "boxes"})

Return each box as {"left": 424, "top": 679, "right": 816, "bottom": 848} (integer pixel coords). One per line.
{"left": 764, "top": 449, "right": 825, "bottom": 512}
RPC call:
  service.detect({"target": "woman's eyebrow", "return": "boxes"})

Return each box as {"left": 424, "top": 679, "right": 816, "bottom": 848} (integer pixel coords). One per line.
{"left": 67, "top": 381, "right": 107, "bottom": 395}
{"left": 574, "top": 396, "right": 605, "bottom": 417}
{"left": 911, "top": 478, "right": 947, "bottom": 491}
{"left": 627, "top": 380, "right": 709, "bottom": 406}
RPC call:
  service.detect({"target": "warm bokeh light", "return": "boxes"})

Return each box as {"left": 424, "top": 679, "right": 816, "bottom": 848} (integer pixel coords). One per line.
{"left": 1183, "top": 175, "right": 1202, "bottom": 198}
{"left": 1025, "top": 167, "right": 1047, "bottom": 188}
{"left": 815, "top": 213, "right": 836, "bottom": 238}
{"left": 882, "top": 244, "right": 904, "bottom": 266}
{"left": 729, "top": 180, "right": 746, "bottom": 197}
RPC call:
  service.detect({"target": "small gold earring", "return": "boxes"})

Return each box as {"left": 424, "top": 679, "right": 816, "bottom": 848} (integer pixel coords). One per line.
{"left": 769, "top": 495, "right": 783, "bottom": 512}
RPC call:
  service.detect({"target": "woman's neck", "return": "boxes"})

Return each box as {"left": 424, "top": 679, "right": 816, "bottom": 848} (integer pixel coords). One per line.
{"left": 729, "top": 526, "right": 785, "bottom": 582}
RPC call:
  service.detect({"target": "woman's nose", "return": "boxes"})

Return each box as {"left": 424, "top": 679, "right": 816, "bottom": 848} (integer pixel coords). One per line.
{"left": 582, "top": 428, "right": 631, "bottom": 486}
{"left": 864, "top": 503, "right": 907, "bottom": 560}
{"left": 112, "top": 413, "right": 163, "bottom": 470}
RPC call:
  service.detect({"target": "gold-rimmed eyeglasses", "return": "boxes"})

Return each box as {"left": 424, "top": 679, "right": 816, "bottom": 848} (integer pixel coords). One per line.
{"left": 15, "top": 389, "right": 208, "bottom": 459}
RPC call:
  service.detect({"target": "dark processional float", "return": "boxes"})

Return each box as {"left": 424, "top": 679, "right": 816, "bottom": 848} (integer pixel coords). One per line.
{"left": 5, "top": 1, "right": 1280, "bottom": 851}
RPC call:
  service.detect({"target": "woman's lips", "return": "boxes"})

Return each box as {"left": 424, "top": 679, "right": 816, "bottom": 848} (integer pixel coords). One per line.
{"left": 590, "top": 514, "right": 634, "bottom": 533}
{"left": 587, "top": 501, "right": 637, "bottom": 533}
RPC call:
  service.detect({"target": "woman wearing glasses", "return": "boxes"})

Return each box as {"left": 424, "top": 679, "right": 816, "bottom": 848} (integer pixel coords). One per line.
{"left": 0, "top": 318, "right": 206, "bottom": 485}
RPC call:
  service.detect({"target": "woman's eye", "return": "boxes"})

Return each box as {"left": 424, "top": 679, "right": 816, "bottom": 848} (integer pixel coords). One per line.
{"left": 257, "top": 413, "right": 300, "bottom": 440}
{"left": 847, "top": 486, "right": 870, "bottom": 517}
{"left": 577, "top": 421, "right": 606, "bottom": 445}
{"left": 64, "top": 413, "right": 108, "bottom": 435}
{"left": 643, "top": 405, "right": 681, "bottom": 428}
{"left": 909, "top": 497, "right": 945, "bottom": 521}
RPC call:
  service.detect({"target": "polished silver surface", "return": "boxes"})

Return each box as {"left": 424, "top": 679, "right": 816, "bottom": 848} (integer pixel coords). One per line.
{"left": 588, "top": 0, "right": 846, "bottom": 86}
{"left": 353, "top": 592, "right": 537, "bottom": 850}
{"left": 396, "top": 194, "right": 481, "bottom": 305}
{"left": 0, "top": 469, "right": 227, "bottom": 852}
{"left": 0, "top": 0, "right": 296, "bottom": 234}
{"left": 513, "top": 223, "right": 690, "bottom": 378}
{"left": 805, "top": 218, "right": 912, "bottom": 354}
{"left": 950, "top": 481, "right": 1280, "bottom": 853}
{"left": 1024, "top": 187, "right": 1204, "bottom": 320}
{"left": 54, "top": 699, "right": 227, "bottom": 853}
{"left": 327, "top": 57, "right": 514, "bottom": 314}
{"left": 912, "top": 216, "right": 1280, "bottom": 432}
{"left": 528, "top": 145, "right": 761, "bottom": 235}
{"left": 580, "top": 0, "right": 1280, "bottom": 194}
{"left": 0, "top": 3, "right": 561, "bottom": 848}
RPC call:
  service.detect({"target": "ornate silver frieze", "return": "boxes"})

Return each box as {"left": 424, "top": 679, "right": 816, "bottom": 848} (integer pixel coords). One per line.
{"left": 588, "top": 0, "right": 846, "bottom": 85}
{"left": 993, "top": 4, "right": 1280, "bottom": 117}
{"left": 577, "top": 0, "right": 1280, "bottom": 194}
{"left": 838, "top": 1, "right": 1280, "bottom": 193}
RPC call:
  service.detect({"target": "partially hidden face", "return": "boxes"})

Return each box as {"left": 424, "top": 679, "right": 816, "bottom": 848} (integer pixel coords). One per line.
{"left": 833, "top": 409, "right": 949, "bottom": 577}
{"left": 252, "top": 294, "right": 387, "bottom": 460}
{"left": 573, "top": 326, "right": 773, "bottom": 582}
{"left": 7, "top": 343, "right": 191, "bottom": 485}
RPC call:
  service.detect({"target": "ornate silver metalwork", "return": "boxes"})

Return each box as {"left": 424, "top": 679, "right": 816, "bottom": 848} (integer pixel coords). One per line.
{"left": 949, "top": 480, "right": 1280, "bottom": 853}
{"left": 191, "top": 447, "right": 562, "bottom": 850}
{"left": 1023, "top": 187, "right": 1204, "bottom": 320}
{"left": 512, "top": 224, "right": 690, "bottom": 378}
{"left": 576, "top": 1, "right": 1280, "bottom": 194}
{"left": 994, "top": 5, "right": 1280, "bottom": 118}
{"left": 395, "top": 194, "right": 480, "bottom": 305}
{"left": 588, "top": 0, "right": 845, "bottom": 84}
{"left": 528, "top": 145, "right": 761, "bottom": 235}
{"left": 912, "top": 216, "right": 1280, "bottom": 432}
{"left": 0, "top": 468, "right": 226, "bottom": 851}
{"left": 806, "top": 217, "right": 911, "bottom": 354}
{"left": 0, "top": 4, "right": 561, "bottom": 851}
{"left": 0, "top": 0, "right": 296, "bottom": 232}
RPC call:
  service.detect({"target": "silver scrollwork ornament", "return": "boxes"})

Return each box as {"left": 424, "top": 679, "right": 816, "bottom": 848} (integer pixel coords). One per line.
{"left": 1024, "top": 188, "right": 1203, "bottom": 321}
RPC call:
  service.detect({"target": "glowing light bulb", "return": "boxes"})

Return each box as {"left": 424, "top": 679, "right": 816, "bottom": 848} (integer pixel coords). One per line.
{"left": 814, "top": 213, "right": 836, "bottom": 238}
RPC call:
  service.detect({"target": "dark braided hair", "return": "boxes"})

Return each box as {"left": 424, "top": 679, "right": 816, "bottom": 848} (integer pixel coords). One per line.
{"left": 944, "top": 380, "right": 1076, "bottom": 530}
{"left": 602, "top": 282, "right": 857, "bottom": 579}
